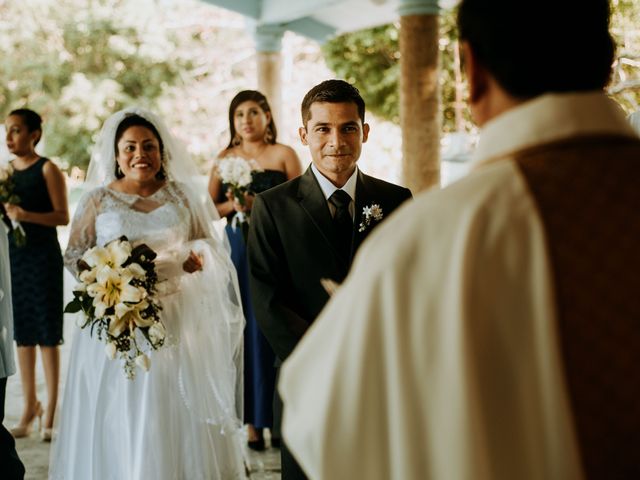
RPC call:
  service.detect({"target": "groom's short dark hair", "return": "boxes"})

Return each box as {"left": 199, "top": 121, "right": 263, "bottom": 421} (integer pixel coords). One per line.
{"left": 301, "top": 79, "right": 366, "bottom": 127}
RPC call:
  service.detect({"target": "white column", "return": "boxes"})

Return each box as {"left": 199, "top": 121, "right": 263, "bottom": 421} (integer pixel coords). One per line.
{"left": 253, "top": 24, "right": 286, "bottom": 127}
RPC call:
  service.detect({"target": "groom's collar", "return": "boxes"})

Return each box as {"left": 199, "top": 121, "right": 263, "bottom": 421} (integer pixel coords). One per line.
{"left": 310, "top": 163, "right": 358, "bottom": 202}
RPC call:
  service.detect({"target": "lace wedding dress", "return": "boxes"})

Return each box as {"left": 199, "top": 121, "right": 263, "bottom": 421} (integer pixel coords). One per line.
{"left": 49, "top": 183, "right": 246, "bottom": 480}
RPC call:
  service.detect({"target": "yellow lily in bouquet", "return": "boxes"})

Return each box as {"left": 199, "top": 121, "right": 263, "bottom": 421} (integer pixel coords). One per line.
{"left": 65, "top": 236, "right": 165, "bottom": 379}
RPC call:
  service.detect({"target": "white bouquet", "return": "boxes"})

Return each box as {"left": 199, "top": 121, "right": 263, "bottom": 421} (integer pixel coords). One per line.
{"left": 64, "top": 236, "right": 165, "bottom": 379}
{"left": 216, "top": 156, "right": 263, "bottom": 236}
{"left": 216, "top": 156, "right": 261, "bottom": 208}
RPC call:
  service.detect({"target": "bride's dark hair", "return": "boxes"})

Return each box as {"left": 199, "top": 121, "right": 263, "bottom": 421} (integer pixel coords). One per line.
{"left": 113, "top": 114, "right": 166, "bottom": 180}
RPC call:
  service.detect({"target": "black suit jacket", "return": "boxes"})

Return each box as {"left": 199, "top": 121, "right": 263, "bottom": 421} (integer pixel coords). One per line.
{"left": 248, "top": 166, "right": 412, "bottom": 361}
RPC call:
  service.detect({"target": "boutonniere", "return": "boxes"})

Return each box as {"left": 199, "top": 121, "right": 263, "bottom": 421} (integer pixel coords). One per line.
{"left": 358, "top": 203, "right": 383, "bottom": 232}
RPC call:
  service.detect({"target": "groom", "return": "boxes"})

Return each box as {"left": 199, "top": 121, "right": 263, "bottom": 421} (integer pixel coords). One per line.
{"left": 248, "top": 79, "right": 412, "bottom": 479}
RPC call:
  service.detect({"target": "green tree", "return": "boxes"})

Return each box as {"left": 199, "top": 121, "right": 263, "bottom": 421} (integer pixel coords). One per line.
{"left": 322, "top": 24, "right": 401, "bottom": 123}
{"left": 0, "top": 0, "right": 189, "bottom": 169}
{"left": 322, "top": 9, "right": 471, "bottom": 133}
{"left": 322, "top": 2, "right": 640, "bottom": 129}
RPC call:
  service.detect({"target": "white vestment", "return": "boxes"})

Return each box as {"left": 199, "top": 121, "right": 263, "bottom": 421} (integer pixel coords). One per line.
{"left": 279, "top": 92, "right": 637, "bottom": 480}
{"left": 0, "top": 224, "right": 16, "bottom": 379}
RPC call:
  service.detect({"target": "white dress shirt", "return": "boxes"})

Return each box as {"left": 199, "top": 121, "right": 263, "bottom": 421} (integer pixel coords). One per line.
{"left": 310, "top": 163, "right": 357, "bottom": 220}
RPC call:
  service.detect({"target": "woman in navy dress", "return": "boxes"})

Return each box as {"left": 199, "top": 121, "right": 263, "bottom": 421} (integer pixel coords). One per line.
{"left": 209, "top": 91, "right": 301, "bottom": 450}
{"left": 3, "top": 109, "right": 69, "bottom": 442}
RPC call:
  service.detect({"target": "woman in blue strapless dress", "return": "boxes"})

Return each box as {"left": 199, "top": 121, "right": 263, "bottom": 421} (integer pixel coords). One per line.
{"left": 209, "top": 90, "right": 301, "bottom": 450}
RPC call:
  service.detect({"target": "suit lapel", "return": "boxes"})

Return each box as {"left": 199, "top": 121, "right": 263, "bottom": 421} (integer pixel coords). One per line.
{"left": 297, "top": 167, "right": 347, "bottom": 263}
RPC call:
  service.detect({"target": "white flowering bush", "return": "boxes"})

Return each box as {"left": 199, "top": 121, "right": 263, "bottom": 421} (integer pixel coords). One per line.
{"left": 64, "top": 236, "right": 165, "bottom": 379}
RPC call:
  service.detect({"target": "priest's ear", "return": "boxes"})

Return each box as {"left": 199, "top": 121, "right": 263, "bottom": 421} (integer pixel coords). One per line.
{"left": 461, "top": 41, "right": 488, "bottom": 107}
{"left": 462, "top": 40, "right": 502, "bottom": 126}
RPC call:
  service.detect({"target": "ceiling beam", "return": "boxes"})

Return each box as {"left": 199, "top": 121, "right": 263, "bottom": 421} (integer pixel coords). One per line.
{"left": 284, "top": 17, "right": 337, "bottom": 43}
{"left": 199, "top": 0, "right": 261, "bottom": 19}
{"left": 261, "top": 0, "right": 344, "bottom": 24}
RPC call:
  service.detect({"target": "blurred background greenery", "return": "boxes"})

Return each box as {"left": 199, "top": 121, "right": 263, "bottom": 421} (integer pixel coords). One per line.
{"left": 1, "top": 0, "right": 638, "bottom": 174}
{"left": 323, "top": 0, "right": 640, "bottom": 132}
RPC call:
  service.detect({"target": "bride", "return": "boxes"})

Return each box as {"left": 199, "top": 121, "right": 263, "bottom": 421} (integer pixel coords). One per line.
{"left": 49, "top": 108, "right": 247, "bottom": 479}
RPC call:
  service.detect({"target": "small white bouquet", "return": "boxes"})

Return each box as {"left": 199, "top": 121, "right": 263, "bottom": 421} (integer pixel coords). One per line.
{"left": 216, "top": 156, "right": 262, "bottom": 237}
{"left": 0, "top": 162, "right": 26, "bottom": 247}
{"left": 64, "top": 236, "right": 165, "bottom": 379}
{"left": 216, "top": 156, "right": 260, "bottom": 209}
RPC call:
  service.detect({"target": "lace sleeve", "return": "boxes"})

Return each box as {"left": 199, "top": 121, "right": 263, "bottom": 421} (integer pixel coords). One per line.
{"left": 168, "top": 182, "right": 211, "bottom": 241}
{"left": 64, "top": 189, "right": 101, "bottom": 277}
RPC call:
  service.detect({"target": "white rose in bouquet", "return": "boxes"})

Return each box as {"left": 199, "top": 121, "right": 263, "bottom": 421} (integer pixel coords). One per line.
{"left": 217, "top": 156, "right": 254, "bottom": 189}
{"left": 216, "top": 156, "right": 263, "bottom": 208}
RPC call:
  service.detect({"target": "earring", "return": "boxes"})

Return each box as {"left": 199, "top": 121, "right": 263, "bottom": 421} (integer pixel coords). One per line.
{"left": 232, "top": 133, "right": 241, "bottom": 146}
{"left": 264, "top": 126, "right": 274, "bottom": 144}
{"left": 156, "top": 167, "right": 166, "bottom": 180}
{"left": 116, "top": 164, "right": 123, "bottom": 177}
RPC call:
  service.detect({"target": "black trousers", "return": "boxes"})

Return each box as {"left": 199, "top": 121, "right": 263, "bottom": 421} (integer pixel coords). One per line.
{"left": 275, "top": 367, "right": 307, "bottom": 480}
{"left": 0, "top": 377, "right": 25, "bottom": 480}
{"left": 281, "top": 440, "right": 308, "bottom": 480}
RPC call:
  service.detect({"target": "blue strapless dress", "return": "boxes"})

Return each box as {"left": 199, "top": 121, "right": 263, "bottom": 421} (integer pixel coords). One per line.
{"left": 225, "top": 169, "right": 287, "bottom": 429}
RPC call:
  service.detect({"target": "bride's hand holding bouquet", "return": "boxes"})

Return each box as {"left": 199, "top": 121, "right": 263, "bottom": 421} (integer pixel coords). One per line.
{"left": 182, "top": 250, "right": 204, "bottom": 273}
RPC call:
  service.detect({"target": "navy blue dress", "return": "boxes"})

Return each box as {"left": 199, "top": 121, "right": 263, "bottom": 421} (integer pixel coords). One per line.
{"left": 9, "top": 157, "right": 63, "bottom": 346}
{"left": 223, "top": 169, "right": 287, "bottom": 428}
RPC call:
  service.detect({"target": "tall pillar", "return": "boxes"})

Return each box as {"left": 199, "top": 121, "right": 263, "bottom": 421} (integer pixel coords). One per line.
{"left": 253, "top": 24, "right": 285, "bottom": 127}
{"left": 398, "top": 0, "right": 441, "bottom": 192}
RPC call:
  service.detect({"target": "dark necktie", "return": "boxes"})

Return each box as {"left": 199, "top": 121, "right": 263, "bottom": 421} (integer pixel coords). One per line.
{"left": 329, "top": 189, "right": 353, "bottom": 261}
